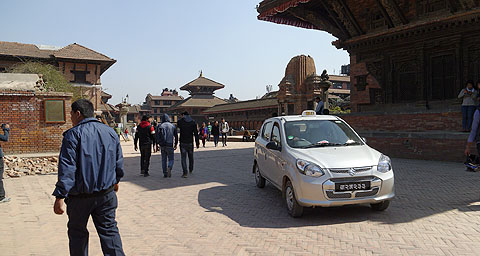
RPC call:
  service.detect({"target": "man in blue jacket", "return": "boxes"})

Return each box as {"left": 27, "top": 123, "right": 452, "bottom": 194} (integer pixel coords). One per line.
{"left": 156, "top": 114, "right": 178, "bottom": 178}
{"left": 0, "top": 123, "right": 10, "bottom": 203}
{"left": 52, "top": 99, "right": 125, "bottom": 256}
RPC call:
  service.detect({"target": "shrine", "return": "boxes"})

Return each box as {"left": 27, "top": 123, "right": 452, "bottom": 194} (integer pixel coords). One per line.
{"left": 257, "top": 0, "right": 480, "bottom": 161}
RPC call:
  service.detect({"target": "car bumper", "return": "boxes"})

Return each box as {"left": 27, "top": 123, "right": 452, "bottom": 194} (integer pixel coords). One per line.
{"left": 294, "top": 170, "right": 395, "bottom": 207}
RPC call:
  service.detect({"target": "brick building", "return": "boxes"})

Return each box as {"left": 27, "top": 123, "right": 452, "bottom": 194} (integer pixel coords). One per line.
{"left": 203, "top": 98, "right": 278, "bottom": 130}
{"left": 168, "top": 73, "right": 227, "bottom": 123}
{"left": 0, "top": 41, "right": 116, "bottom": 111}
{"left": 144, "top": 89, "right": 183, "bottom": 122}
{"left": 0, "top": 73, "right": 72, "bottom": 155}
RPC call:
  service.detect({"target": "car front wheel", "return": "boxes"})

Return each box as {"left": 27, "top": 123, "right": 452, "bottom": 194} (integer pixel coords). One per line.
{"left": 254, "top": 163, "right": 266, "bottom": 188}
{"left": 285, "top": 180, "right": 303, "bottom": 217}
{"left": 371, "top": 200, "right": 390, "bottom": 211}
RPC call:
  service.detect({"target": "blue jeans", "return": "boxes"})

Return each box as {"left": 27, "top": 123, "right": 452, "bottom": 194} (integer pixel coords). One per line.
{"left": 180, "top": 143, "right": 194, "bottom": 175}
{"left": 213, "top": 135, "right": 219, "bottom": 146}
{"left": 65, "top": 190, "right": 124, "bottom": 256}
{"left": 161, "top": 146, "right": 175, "bottom": 175}
{"left": 462, "top": 105, "right": 476, "bottom": 130}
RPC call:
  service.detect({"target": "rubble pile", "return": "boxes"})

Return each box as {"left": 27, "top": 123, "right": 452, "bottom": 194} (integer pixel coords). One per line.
{"left": 2, "top": 156, "right": 58, "bottom": 178}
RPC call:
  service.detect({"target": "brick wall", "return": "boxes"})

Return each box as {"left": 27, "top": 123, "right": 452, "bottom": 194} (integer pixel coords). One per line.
{"left": 0, "top": 90, "right": 72, "bottom": 155}
{"left": 339, "top": 111, "right": 468, "bottom": 162}
{"left": 340, "top": 111, "right": 463, "bottom": 132}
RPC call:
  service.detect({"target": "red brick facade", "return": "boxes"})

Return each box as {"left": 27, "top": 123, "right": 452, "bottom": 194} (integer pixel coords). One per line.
{"left": 340, "top": 112, "right": 467, "bottom": 162}
{"left": 0, "top": 90, "right": 72, "bottom": 155}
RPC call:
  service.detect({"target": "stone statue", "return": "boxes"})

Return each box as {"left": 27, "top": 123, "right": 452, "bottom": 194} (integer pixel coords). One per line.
{"left": 320, "top": 70, "right": 329, "bottom": 81}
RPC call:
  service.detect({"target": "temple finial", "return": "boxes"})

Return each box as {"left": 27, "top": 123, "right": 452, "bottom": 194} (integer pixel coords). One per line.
{"left": 199, "top": 70, "right": 203, "bottom": 77}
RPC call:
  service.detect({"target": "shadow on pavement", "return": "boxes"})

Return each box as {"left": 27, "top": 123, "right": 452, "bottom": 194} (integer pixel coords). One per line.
{"left": 121, "top": 144, "right": 480, "bottom": 227}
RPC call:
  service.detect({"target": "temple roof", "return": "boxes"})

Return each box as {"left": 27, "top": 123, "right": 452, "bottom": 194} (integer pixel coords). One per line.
{"left": 168, "top": 95, "right": 227, "bottom": 110}
{"left": 203, "top": 98, "right": 278, "bottom": 114}
{"left": 180, "top": 74, "right": 225, "bottom": 90}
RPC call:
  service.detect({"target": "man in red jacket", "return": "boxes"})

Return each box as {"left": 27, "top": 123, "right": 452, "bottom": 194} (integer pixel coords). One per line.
{"left": 134, "top": 115, "right": 155, "bottom": 177}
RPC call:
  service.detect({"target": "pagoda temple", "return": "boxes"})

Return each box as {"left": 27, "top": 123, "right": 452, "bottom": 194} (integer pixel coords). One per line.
{"left": 168, "top": 72, "right": 226, "bottom": 123}
{"left": 256, "top": 0, "right": 480, "bottom": 162}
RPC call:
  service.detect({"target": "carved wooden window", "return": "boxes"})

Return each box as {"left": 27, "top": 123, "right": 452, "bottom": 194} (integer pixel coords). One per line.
{"left": 417, "top": 0, "right": 447, "bottom": 16}
{"left": 70, "top": 70, "right": 89, "bottom": 83}
{"left": 431, "top": 54, "right": 455, "bottom": 100}
{"left": 355, "top": 75, "right": 368, "bottom": 91}
{"left": 370, "top": 12, "right": 387, "bottom": 30}
{"left": 398, "top": 72, "right": 417, "bottom": 102}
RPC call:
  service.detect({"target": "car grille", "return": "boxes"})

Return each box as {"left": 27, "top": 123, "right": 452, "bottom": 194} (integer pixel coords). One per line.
{"left": 329, "top": 166, "right": 372, "bottom": 174}
{"left": 355, "top": 187, "right": 380, "bottom": 198}
{"left": 330, "top": 176, "right": 375, "bottom": 182}
{"left": 326, "top": 191, "right": 351, "bottom": 199}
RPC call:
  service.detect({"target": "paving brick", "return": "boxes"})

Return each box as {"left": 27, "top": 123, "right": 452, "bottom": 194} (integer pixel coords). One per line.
{"left": 1, "top": 141, "right": 480, "bottom": 255}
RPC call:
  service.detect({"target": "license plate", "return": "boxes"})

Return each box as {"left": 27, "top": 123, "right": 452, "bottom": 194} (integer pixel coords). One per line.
{"left": 335, "top": 181, "right": 370, "bottom": 192}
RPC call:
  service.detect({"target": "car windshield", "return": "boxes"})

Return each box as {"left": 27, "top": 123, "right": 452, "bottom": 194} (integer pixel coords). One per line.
{"left": 284, "top": 120, "right": 363, "bottom": 148}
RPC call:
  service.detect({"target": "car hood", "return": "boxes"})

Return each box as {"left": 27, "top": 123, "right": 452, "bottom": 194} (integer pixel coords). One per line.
{"left": 289, "top": 145, "right": 382, "bottom": 168}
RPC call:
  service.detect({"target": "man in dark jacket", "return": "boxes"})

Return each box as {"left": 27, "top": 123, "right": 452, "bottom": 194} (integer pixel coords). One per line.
{"left": 177, "top": 111, "right": 199, "bottom": 178}
{"left": 134, "top": 115, "right": 155, "bottom": 177}
{"left": 156, "top": 114, "right": 178, "bottom": 178}
{"left": 52, "top": 99, "right": 125, "bottom": 256}
{"left": 0, "top": 123, "right": 10, "bottom": 203}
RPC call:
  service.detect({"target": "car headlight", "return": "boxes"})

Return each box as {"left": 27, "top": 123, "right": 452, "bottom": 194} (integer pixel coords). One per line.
{"left": 377, "top": 154, "right": 392, "bottom": 173}
{"left": 296, "top": 159, "right": 324, "bottom": 177}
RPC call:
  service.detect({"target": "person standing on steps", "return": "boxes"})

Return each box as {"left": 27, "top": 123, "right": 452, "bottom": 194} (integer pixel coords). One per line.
{"left": 52, "top": 99, "right": 125, "bottom": 256}
{"left": 177, "top": 111, "right": 199, "bottom": 178}
{"left": 156, "top": 114, "right": 178, "bottom": 178}
{"left": 221, "top": 118, "right": 229, "bottom": 147}
{"left": 134, "top": 115, "right": 155, "bottom": 177}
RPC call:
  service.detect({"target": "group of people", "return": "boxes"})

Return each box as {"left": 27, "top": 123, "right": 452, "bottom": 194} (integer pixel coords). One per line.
{"left": 459, "top": 80, "right": 480, "bottom": 132}
{"left": 134, "top": 112, "right": 231, "bottom": 178}
{"left": 198, "top": 119, "right": 230, "bottom": 147}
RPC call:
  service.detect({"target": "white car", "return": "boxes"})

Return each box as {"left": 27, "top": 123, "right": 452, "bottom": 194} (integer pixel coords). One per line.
{"left": 253, "top": 111, "right": 395, "bottom": 217}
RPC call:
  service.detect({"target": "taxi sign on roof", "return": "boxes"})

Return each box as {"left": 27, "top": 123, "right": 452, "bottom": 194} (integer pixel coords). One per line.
{"left": 302, "top": 110, "right": 316, "bottom": 117}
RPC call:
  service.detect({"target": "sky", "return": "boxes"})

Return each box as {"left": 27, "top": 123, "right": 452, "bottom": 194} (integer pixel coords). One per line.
{"left": 1, "top": 0, "right": 349, "bottom": 105}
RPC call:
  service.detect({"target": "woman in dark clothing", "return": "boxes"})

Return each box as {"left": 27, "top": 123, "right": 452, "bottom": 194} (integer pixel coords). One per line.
{"left": 212, "top": 121, "right": 220, "bottom": 147}
{"left": 200, "top": 122, "right": 208, "bottom": 147}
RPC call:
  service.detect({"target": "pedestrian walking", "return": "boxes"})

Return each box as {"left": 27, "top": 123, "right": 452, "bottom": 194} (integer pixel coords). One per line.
{"left": 134, "top": 115, "right": 155, "bottom": 177}
{"left": 221, "top": 118, "right": 229, "bottom": 147}
{"left": 199, "top": 122, "right": 208, "bottom": 147}
{"left": 207, "top": 122, "right": 212, "bottom": 141}
{"left": 156, "top": 114, "right": 178, "bottom": 178}
{"left": 114, "top": 124, "right": 122, "bottom": 138}
{"left": 458, "top": 80, "right": 477, "bottom": 132}
{"left": 212, "top": 121, "right": 220, "bottom": 147}
{"left": 177, "top": 111, "right": 199, "bottom": 178}
{"left": 124, "top": 127, "right": 129, "bottom": 140}
{"left": 52, "top": 99, "right": 125, "bottom": 256}
{"left": 0, "top": 123, "right": 10, "bottom": 203}
{"left": 131, "top": 123, "right": 137, "bottom": 140}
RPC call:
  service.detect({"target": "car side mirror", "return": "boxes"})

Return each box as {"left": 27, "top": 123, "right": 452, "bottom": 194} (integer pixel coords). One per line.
{"left": 266, "top": 141, "right": 281, "bottom": 151}
{"left": 362, "top": 137, "right": 367, "bottom": 143}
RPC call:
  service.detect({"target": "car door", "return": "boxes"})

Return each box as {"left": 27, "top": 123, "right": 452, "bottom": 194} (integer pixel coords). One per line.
{"left": 256, "top": 121, "right": 273, "bottom": 181}
{"left": 267, "top": 121, "right": 286, "bottom": 187}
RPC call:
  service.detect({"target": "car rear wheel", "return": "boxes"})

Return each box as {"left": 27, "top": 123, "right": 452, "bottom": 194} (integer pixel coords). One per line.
{"left": 285, "top": 180, "right": 303, "bottom": 217}
{"left": 254, "top": 163, "right": 266, "bottom": 188}
{"left": 371, "top": 200, "right": 390, "bottom": 211}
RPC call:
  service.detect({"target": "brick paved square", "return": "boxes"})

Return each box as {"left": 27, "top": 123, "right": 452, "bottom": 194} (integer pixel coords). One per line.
{"left": 1, "top": 141, "right": 480, "bottom": 255}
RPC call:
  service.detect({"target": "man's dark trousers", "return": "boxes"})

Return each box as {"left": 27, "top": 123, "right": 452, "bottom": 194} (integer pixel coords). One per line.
{"left": 0, "top": 157, "right": 5, "bottom": 200}
{"left": 65, "top": 190, "right": 124, "bottom": 256}
{"left": 140, "top": 144, "right": 152, "bottom": 173}
{"left": 180, "top": 143, "right": 194, "bottom": 174}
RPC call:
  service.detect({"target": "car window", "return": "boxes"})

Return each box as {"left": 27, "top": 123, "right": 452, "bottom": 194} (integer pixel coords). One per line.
{"left": 271, "top": 123, "right": 281, "bottom": 147}
{"left": 262, "top": 122, "right": 273, "bottom": 141}
{"left": 284, "top": 120, "right": 363, "bottom": 148}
